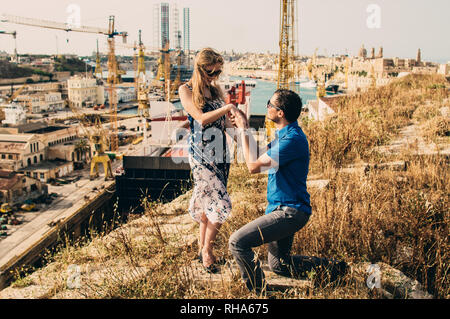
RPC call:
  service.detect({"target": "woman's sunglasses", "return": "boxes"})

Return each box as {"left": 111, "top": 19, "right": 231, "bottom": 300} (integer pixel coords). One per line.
{"left": 202, "top": 67, "right": 222, "bottom": 77}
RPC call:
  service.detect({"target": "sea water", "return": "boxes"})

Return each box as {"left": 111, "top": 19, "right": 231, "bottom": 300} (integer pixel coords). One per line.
{"left": 119, "top": 76, "right": 319, "bottom": 115}
{"left": 229, "top": 76, "right": 318, "bottom": 115}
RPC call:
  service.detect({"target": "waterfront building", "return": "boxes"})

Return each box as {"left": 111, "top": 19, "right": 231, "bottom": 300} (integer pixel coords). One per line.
{"left": 0, "top": 122, "right": 87, "bottom": 179}
{"left": 0, "top": 134, "right": 45, "bottom": 171}
{"left": 104, "top": 85, "right": 136, "bottom": 104}
{"left": 67, "top": 76, "right": 104, "bottom": 108}
{"left": 19, "top": 159, "right": 74, "bottom": 183}
{"left": 438, "top": 63, "right": 450, "bottom": 75}
{"left": 0, "top": 169, "right": 47, "bottom": 206}
{"left": 14, "top": 92, "right": 64, "bottom": 113}
{"left": 1, "top": 103, "right": 27, "bottom": 125}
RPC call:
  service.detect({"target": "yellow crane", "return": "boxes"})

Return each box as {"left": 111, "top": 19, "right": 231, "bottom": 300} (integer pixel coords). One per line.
{"left": 154, "top": 42, "right": 173, "bottom": 93}
{"left": 68, "top": 104, "right": 114, "bottom": 180}
{"left": 135, "top": 30, "right": 150, "bottom": 118}
{"left": 170, "top": 50, "right": 182, "bottom": 101}
{"left": 5, "top": 83, "right": 27, "bottom": 103}
{"left": 1, "top": 13, "right": 128, "bottom": 152}
{"left": 266, "top": 0, "right": 299, "bottom": 141}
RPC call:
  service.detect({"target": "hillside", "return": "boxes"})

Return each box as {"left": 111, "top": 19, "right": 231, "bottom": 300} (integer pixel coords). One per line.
{"left": 1, "top": 74, "right": 448, "bottom": 299}
{"left": 0, "top": 60, "right": 34, "bottom": 79}
{"left": 53, "top": 56, "right": 92, "bottom": 74}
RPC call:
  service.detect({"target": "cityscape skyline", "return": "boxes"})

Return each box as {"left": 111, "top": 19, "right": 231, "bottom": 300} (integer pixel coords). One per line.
{"left": 0, "top": 0, "right": 449, "bottom": 63}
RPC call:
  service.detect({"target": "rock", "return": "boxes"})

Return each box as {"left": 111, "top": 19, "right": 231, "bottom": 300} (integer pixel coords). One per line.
{"left": 352, "top": 262, "right": 433, "bottom": 299}
{"left": 306, "top": 179, "right": 330, "bottom": 190}
{"left": 181, "top": 260, "right": 312, "bottom": 293}
{"left": 371, "top": 161, "right": 409, "bottom": 171}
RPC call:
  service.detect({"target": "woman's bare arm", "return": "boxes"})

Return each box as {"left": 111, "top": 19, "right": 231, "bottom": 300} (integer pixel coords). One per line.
{"left": 179, "top": 84, "right": 235, "bottom": 126}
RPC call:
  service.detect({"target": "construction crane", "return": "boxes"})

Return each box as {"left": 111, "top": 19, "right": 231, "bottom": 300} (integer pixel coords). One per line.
{"left": 0, "top": 30, "right": 18, "bottom": 62}
{"left": 1, "top": 13, "right": 128, "bottom": 152}
{"left": 170, "top": 50, "right": 183, "bottom": 101}
{"left": 154, "top": 42, "right": 174, "bottom": 92}
{"left": 94, "top": 39, "right": 102, "bottom": 79}
{"left": 68, "top": 104, "right": 115, "bottom": 180}
{"left": 266, "top": 0, "right": 299, "bottom": 141}
{"left": 132, "top": 30, "right": 151, "bottom": 119}
{"left": 5, "top": 83, "right": 27, "bottom": 103}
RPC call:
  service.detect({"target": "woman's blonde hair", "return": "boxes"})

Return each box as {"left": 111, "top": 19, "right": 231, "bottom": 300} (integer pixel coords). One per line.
{"left": 189, "top": 47, "right": 225, "bottom": 109}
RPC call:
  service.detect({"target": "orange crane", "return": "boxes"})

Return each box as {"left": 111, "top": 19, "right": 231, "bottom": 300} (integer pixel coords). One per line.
{"left": 1, "top": 13, "right": 128, "bottom": 152}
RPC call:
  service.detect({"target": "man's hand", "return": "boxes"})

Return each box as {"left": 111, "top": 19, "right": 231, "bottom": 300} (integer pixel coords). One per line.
{"left": 229, "top": 108, "right": 249, "bottom": 129}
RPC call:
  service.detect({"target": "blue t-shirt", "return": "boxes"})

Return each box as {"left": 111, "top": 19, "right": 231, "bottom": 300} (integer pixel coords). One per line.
{"left": 265, "top": 121, "right": 311, "bottom": 215}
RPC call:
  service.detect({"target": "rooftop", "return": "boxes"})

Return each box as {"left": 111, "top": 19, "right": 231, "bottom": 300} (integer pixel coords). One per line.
{"left": 26, "top": 126, "right": 69, "bottom": 134}
{"left": 0, "top": 170, "right": 23, "bottom": 190}
{"left": 18, "top": 160, "right": 71, "bottom": 172}
{"left": 0, "top": 134, "right": 35, "bottom": 143}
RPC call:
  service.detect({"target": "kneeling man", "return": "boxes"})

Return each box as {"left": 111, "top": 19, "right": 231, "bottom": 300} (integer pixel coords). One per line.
{"left": 229, "top": 89, "right": 311, "bottom": 293}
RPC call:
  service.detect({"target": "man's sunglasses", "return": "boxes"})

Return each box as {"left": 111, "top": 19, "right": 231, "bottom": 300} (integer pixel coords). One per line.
{"left": 267, "top": 100, "right": 282, "bottom": 111}
{"left": 202, "top": 67, "right": 222, "bottom": 77}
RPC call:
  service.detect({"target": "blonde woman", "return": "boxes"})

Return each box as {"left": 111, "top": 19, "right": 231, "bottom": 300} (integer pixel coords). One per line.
{"left": 179, "top": 48, "right": 237, "bottom": 273}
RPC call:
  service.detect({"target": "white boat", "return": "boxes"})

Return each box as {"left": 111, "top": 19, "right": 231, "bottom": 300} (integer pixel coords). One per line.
{"left": 300, "top": 80, "right": 317, "bottom": 89}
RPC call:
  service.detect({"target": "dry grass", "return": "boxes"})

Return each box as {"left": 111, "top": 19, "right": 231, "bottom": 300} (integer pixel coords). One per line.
{"left": 5, "top": 74, "right": 449, "bottom": 299}
{"left": 303, "top": 74, "right": 449, "bottom": 175}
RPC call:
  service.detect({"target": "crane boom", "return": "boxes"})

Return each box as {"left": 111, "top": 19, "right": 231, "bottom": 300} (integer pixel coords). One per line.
{"left": 2, "top": 13, "right": 128, "bottom": 152}
{"left": 0, "top": 30, "right": 16, "bottom": 38}
{"left": 1, "top": 14, "right": 109, "bottom": 35}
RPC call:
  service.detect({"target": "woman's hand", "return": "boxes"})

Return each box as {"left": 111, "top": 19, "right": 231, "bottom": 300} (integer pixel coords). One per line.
{"left": 230, "top": 108, "right": 248, "bottom": 129}
{"left": 225, "top": 104, "right": 239, "bottom": 127}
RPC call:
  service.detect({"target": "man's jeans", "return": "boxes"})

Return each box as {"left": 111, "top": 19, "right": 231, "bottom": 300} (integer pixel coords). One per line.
{"left": 228, "top": 206, "right": 310, "bottom": 292}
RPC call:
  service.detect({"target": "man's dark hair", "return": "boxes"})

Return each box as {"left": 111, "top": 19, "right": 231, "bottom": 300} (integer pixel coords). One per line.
{"left": 274, "top": 89, "right": 303, "bottom": 123}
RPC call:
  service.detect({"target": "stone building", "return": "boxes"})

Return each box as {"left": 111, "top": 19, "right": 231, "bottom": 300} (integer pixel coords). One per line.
{"left": 0, "top": 170, "right": 47, "bottom": 205}
{"left": 15, "top": 92, "right": 64, "bottom": 113}
{"left": 0, "top": 134, "right": 45, "bottom": 171}
{"left": 68, "top": 76, "right": 104, "bottom": 108}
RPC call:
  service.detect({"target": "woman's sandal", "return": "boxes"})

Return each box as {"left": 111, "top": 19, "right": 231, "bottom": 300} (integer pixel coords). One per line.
{"left": 197, "top": 253, "right": 227, "bottom": 266}
{"left": 203, "top": 263, "right": 219, "bottom": 274}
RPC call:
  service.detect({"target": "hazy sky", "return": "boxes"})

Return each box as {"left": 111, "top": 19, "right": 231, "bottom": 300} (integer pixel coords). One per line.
{"left": 1, "top": 0, "right": 449, "bottom": 63}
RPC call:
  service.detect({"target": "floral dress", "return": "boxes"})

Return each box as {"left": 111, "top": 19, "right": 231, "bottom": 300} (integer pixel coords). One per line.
{"left": 185, "top": 84, "right": 232, "bottom": 224}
